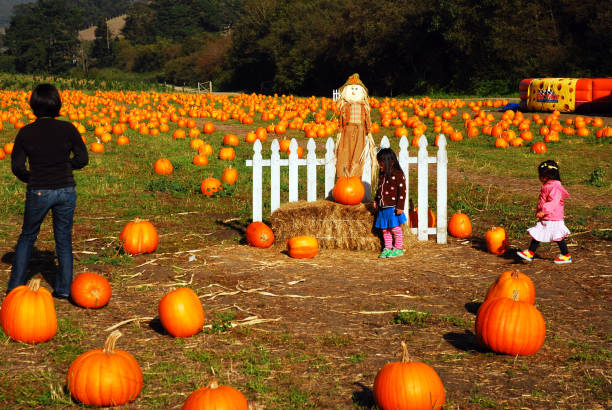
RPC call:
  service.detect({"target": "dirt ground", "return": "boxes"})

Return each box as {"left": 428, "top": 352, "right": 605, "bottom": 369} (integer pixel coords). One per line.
{"left": 59, "top": 227, "right": 610, "bottom": 408}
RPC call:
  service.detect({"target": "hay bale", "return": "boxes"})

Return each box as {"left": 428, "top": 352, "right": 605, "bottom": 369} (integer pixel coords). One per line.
{"left": 269, "top": 200, "right": 415, "bottom": 251}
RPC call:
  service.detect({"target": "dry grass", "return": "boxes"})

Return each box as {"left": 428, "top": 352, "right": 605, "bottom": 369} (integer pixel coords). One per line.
{"left": 78, "top": 15, "right": 126, "bottom": 42}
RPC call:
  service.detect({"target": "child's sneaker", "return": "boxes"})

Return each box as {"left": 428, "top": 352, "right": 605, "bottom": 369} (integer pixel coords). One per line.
{"left": 554, "top": 254, "right": 572, "bottom": 264}
{"left": 517, "top": 249, "right": 534, "bottom": 262}
{"left": 379, "top": 248, "right": 393, "bottom": 258}
{"left": 388, "top": 248, "right": 404, "bottom": 258}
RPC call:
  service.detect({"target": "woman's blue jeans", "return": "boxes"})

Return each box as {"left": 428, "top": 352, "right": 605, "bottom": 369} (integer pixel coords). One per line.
{"left": 8, "top": 187, "right": 76, "bottom": 296}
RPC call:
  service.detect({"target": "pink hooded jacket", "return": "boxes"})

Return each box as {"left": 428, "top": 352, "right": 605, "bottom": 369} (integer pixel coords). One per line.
{"left": 537, "top": 180, "right": 569, "bottom": 221}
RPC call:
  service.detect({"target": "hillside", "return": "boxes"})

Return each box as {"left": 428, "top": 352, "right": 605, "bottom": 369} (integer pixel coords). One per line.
{"left": 78, "top": 14, "right": 126, "bottom": 42}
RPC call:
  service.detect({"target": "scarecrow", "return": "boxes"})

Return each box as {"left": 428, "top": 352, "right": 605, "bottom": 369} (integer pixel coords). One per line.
{"left": 335, "top": 73, "right": 377, "bottom": 179}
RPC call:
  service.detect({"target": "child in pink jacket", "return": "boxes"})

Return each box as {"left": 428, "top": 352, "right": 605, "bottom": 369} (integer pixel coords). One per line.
{"left": 518, "top": 160, "right": 571, "bottom": 263}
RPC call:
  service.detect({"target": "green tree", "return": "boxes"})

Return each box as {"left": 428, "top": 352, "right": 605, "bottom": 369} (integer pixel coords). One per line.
{"left": 90, "top": 17, "right": 116, "bottom": 67}
{"left": 4, "top": 0, "right": 82, "bottom": 73}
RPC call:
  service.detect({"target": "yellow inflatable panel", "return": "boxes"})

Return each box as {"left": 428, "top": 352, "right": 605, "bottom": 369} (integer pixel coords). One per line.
{"left": 526, "top": 78, "right": 578, "bottom": 112}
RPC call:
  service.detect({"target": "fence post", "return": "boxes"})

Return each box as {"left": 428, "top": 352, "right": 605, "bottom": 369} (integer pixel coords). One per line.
{"left": 398, "top": 136, "right": 410, "bottom": 214}
{"left": 288, "top": 139, "right": 299, "bottom": 202}
{"left": 270, "top": 139, "right": 281, "bottom": 213}
{"left": 436, "top": 134, "right": 448, "bottom": 244}
{"left": 417, "top": 135, "right": 429, "bottom": 240}
{"left": 306, "top": 138, "right": 317, "bottom": 202}
{"left": 325, "top": 137, "right": 336, "bottom": 199}
{"left": 252, "top": 139, "right": 263, "bottom": 222}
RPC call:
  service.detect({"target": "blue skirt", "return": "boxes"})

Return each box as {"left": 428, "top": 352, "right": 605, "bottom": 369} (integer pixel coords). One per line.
{"left": 375, "top": 207, "right": 407, "bottom": 229}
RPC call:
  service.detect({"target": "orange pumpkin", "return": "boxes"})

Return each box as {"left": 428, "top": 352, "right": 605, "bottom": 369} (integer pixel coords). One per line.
{"left": 475, "top": 290, "right": 546, "bottom": 355}
{"left": 448, "top": 211, "right": 472, "bottom": 238}
{"left": 485, "top": 226, "right": 508, "bottom": 255}
{"left": 287, "top": 235, "right": 318, "bottom": 258}
{"left": 245, "top": 221, "right": 274, "bottom": 248}
{"left": 221, "top": 167, "right": 238, "bottom": 185}
{"left": 70, "top": 272, "right": 112, "bottom": 308}
{"left": 201, "top": 177, "right": 223, "bottom": 196}
{"left": 373, "top": 341, "right": 445, "bottom": 410}
{"left": 158, "top": 287, "right": 205, "bottom": 337}
{"left": 183, "top": 380, "right": 248, "bottom": 410}
{"left": 192, "top": 154, "right": 209, "bottom": 166}
{"left": 90, "top": 141, "right": 104, "bottom": 153}
{"left": 218, "top": 147, "right": 236, "bottom": 160}
{"left": 332, "top": 176, "right": 365, "bottom": 205}
{"left": 199, "top": 143, "right": 213, "bottom": 156}
{"left": 531, "top": 142, "right": 547, "bottom": 154}
{"left": 66, "top": 331, "right": 143, "bottom": 406}
{"left": 203, "top": 121, "right": 215, "bottom": 134}
{"left": 223, "top": 133, "right": 239, "bottom": 146}
{"left": 119, "top": 218, "right": 159, "bottom": 255}
{"left": 0, "top": 278, "right": 57, "bottom": 343}
{"left": 408, "top": 200, "right": 436, "bottom": 228}
{"left": 172, "top": 129, "right": 186, "bottom": 139}
{"left": 116, "top": 135, "right": 129, "bottom": 145}
{"left": 485, "top": 270, "right": 535, "bottom": 304}
{"left": 154, "top": 158, "right": 173, "bottom": 175}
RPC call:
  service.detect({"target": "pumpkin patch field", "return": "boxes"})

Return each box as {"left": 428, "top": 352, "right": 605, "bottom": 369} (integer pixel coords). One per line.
{"left": 0, "top": 87, "right": 610, "bottom": 408}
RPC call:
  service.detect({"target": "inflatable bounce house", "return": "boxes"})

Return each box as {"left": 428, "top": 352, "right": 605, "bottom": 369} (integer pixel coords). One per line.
{"left": 519, "top": 78, "right": 612, "bottom": 114}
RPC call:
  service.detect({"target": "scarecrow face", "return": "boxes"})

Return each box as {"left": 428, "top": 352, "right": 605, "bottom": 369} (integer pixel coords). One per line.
{"left": 342, "top": 84, "right": 366, "bottom": 103}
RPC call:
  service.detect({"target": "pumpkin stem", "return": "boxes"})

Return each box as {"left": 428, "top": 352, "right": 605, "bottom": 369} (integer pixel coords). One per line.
{"left": 512, "top": 289, "right": 520, "bottom": 301}
{"left": 207, "top": 379, "right": 219, "bottom": 390}
{"left": 103, "top": 330, "right": 122, "bottom": 354}
{"left": 27, "top": 278, "right": 41, "bottom": 291}
{"left": 510, "top": 270, "right": 520, "bottom": 279}
{"left": 400, "top": 341, "right": 410, "bottom": 363}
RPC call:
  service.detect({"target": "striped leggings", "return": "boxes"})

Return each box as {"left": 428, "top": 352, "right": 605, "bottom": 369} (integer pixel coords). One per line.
{"left": 382, "top": 226, "right": 403, "bottom": 249}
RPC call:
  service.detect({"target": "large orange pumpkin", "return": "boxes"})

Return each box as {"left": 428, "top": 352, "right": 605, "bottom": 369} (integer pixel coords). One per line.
{"left": 287, "top": 235, "right": 318, "bottom": 258}
{"left": 70, "top": 272, "right": 112, "bottom": 308}
{"left": 373, "top": 341, "right": 445, "bottom": 410}
{"left": 475, "top": 290, "right": 546, "bottom": 355}
{"left": 485, "top": 226, "right": 508, "bottom": 255}
{"left": 485, "top": 270, "right": 535, "bottom": 304}
{"left": 183, "top": 379, "right": 248, "bottom": 410}
{"left": 332, "top": 176, "right": 365, "bottom": 205}
{"left": 0, "top": 278, "right": 57, "bottom": 343}
{"left": 119, "top": 218, "right": 159, "bottom": 255}
{"left": 66, "top": 331, "right": 143, "bottom": 406}
{"left": 158, "top": 287, "right": 205, "bottom": 337}
{"left": 448, "top": 211, "right": 472, "bottom": 238}
{"left": 245, "top": 221, "right": 274, "bottom": 248}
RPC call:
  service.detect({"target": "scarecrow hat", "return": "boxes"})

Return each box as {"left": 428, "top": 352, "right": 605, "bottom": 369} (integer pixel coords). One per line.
{"left": 339, "top": 73, "right": 368, "bottom": 94}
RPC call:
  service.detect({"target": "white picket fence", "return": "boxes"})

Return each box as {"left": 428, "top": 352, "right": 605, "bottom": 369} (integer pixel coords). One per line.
{"left": 246, "top": 134, "right": 448, "bottom": 243}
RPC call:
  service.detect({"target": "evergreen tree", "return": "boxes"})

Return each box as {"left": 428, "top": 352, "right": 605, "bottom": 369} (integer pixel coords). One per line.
{"left": 90, "top": 17, "right": 116, "bottom": 67}
{"left": 4, "top": 0, "right": 82, "bottom": 73}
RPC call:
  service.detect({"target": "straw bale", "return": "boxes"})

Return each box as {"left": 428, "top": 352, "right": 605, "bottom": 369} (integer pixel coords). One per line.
{"left": 269, "top": 200, "right": 415, "bottom": 251}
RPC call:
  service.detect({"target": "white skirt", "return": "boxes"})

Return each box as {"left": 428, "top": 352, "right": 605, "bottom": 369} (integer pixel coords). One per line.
{"left": 528, "top": 220, "right": 570, "bottom": 242}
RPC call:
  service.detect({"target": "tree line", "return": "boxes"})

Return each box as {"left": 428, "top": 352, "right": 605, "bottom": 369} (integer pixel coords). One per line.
{"left": 1, "top": 0, "right": 610, "bottom": 95}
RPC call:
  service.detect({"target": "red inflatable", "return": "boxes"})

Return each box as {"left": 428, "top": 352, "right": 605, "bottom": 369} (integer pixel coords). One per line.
{"left": 519, "top": 78, "right": 612, "bottom": 113}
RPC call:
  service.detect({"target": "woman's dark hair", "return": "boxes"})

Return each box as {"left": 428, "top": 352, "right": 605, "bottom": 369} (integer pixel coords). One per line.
{"left": 376, "top": 147, "right": 402, "bottom": 176}
{"left": 29, "top": 83, "right": 61, "bottom": 118}
{"left": 538, "top": 159, "right": 561, "bottom": 181}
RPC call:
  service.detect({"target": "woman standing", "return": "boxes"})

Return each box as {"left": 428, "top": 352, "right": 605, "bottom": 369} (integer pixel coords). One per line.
{"left": 8, "top": 84, "right": 88, "bottom": 298}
